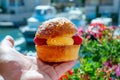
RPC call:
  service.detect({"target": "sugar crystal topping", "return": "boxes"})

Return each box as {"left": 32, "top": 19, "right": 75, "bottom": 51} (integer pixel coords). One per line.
{"left": 39, "top": 17, "right": 74, "bottom": 30}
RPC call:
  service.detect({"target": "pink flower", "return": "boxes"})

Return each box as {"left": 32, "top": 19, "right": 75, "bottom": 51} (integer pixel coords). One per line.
{"left": 86, "top": 35, "right": 91, "bottom": 39}
{"left": 112, "top": 26, "right": 117, "bottom": 30}
{"left": 92, "top": 33, "right": 99, "bottom": 38}
{"left": 105, "top": 61, "right": 112, "bottom": 68}
{"left": 114, "top": 65, "right": 120, "bottom": 77}
{"left": 108, "top": 77, "right": 112, "bottom": 80}
{"left": 78, "top": 27, "right": 84, "bottom": 36}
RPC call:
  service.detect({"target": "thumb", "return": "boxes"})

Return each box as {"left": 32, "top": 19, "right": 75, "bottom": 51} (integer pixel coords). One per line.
{"left": 1, "top": 35, "right": 14, "bottom": 48}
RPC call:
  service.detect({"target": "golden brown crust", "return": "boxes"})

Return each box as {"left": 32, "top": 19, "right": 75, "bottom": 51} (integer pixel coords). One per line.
{"left": 36, "top": 45, "right": 80, "bottom": 62}
{"left": 36, "top": 17, "right": 77, "bottom": 39}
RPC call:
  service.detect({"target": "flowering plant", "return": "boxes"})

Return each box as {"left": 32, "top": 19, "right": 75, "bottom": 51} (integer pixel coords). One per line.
{"left": 59, "top": 23, "right": 120, "bottom": 80}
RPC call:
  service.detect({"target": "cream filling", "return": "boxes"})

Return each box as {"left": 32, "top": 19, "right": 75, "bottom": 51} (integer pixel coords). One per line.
{"left": 47, "top": 36, "right": 74, "bottom": 45}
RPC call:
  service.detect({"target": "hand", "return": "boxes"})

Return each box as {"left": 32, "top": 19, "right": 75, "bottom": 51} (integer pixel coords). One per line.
{"left": 0, "top": 35, "right": 75, "bottom": 80}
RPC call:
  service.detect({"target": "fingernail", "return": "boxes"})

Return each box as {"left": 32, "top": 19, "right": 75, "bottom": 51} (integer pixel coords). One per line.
{"left": 5, "top": 35, "right": 11, "bottom": 39}
{"left": 5, "top": 35, "right": 14, "bottom": 42}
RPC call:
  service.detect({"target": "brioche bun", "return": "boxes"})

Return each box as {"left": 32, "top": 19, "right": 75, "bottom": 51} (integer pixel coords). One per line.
{"left": 35, "top": 17, "right": 80, "bottom": 62}
{"left": 35, "top": 17, "right": 77, "bottom": 39}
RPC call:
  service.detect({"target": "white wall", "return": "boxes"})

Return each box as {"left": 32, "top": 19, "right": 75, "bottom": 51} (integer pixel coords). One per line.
{"left": 0, "top": 12, "right": 32, "bottom": 22}
{"left": 99, "top": 0, "right": 119, "bottom": 13}
{"left": 39, "top": 0, "right": 51, "bottom": 5}
{"left": 113, "top": 0, "right": 119, "bottom": 13}
{"left": 24, "top": 0, "right": 36, "bottom": 12}
{"left": 99, "top": 6, "right": 113, "bottom": 13}
{"left": 85, "top": 0, "right": 119, "bottom": 13}
{"left": 24, "top": 0, "right": 51, "bottom": 12}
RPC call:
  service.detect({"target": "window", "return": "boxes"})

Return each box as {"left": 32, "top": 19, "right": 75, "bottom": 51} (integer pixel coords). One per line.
{"left": 10, "top": 0, "right": 15, "bottom": 6}
{"left": 99, "top": 0, "right": 113, "bottom": 5}
{"left": 85, "top": 0, "right": 99, "bottom": 6}
{"left": 18, "top": 0, "right": 24, "bottom": 6}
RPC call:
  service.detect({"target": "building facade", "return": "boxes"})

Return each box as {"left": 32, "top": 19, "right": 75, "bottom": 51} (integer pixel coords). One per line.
{"left": 0, "top": 0, "right": 50, "bottom": 14}
{"left": 85, "top": 0, "right": 119, "bottom": 14}
{"left": 0, "top": 0, "right": 50, "bottom": 25}
{"left": 54, "top": 0, "right": 82, "bottom": 7}
{"left": 54, "top": 0, "right": 120, "bottom": 25}
{"left": 85, "top": 0, "right": 120, "bottom": 25}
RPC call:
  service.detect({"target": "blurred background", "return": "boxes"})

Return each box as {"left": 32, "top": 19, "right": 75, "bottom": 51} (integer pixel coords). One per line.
{"left": 0, "top": 0, "right": 120, "bottom": 55}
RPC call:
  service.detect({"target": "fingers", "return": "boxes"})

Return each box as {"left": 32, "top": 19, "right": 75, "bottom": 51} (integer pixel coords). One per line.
{"left": 21, "top": 70, "right": 44, "bottom": 80}
{"left": 1, "top": 35, "right": 14, "bottom": 48}
{"left": 54, "top": 60, "right": 76, "bottom": 78}
{"left": 37, "top": 58, "right": 45, "bottom": 66}
{"left": 25, "top": 56, "right": 37, "bottom": 65}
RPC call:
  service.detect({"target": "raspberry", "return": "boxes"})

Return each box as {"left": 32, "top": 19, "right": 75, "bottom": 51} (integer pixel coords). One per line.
{"left": 72, "top": 35, "right": 82, "bottom": 45}
{"left": 34, "top": 37, "right": 46, "bottom": 45}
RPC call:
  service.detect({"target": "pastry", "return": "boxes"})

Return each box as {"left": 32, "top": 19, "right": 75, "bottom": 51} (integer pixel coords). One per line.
{"left": 34, "top": 17, "right": 82, "bottom": 62}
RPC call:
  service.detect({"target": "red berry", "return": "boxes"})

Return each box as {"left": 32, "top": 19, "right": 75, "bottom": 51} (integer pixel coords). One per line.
{"left": 108, "top": 77, "right": 112, "bottom": 80}
{"left": 72, "top": 35, "right": 82, "bottom": 45}
{"left": 34, "top": 37, "right": 46, "bottom": 45}
{"left": 68, "top": 70, "right": 73, "bottom": 75}
{"left": 59, "top": 75, "right": 68, "bottom": 80}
